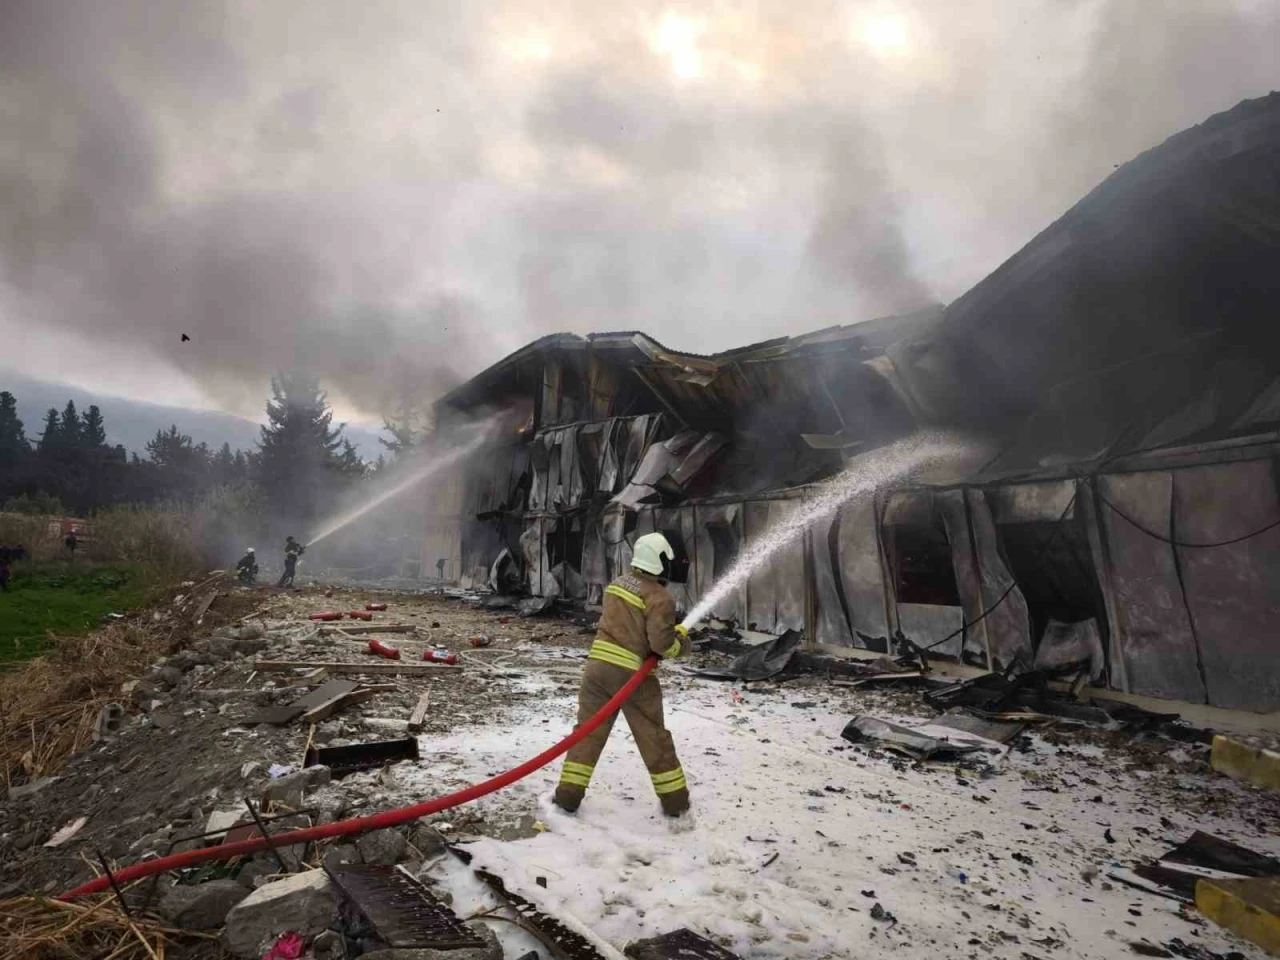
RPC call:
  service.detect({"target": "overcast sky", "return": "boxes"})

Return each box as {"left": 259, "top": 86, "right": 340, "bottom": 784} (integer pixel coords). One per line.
{"left": 2, "top": 0, "right": 1277, "bottom": 423}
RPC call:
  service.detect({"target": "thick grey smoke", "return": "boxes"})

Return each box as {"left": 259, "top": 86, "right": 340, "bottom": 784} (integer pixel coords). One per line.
{"left": 1, "top": 0, "right": 1276, "bottom": 418}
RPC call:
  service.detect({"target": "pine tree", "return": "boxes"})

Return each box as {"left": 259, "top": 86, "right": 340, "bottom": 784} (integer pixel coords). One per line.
{"left": 212, "top": 442, "right": 236, "bottom": 485}
{"left": 81, "top": 405, "right": 107, "bottom": 448}
{"left": 257, "top": 373, "right": 363, "bottom": 525}
{"left": 0, "top": 391, "right": 27, "bottom": 467}
{"left": 60, "top": 400, "right": 82, "bottom": 449}
{"left": 146, "top": 425, "right": 209, "bottom": 498}
{"left": 38, "top": 408, "right": 61, "bottom": 452}
{"left": 379, "top": 399, "right": 432, "bottom": 460}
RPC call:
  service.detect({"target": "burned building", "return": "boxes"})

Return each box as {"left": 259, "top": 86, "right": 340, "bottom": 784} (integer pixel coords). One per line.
{"left": 424, "top": 93, "right": 1280, "bottom": 714}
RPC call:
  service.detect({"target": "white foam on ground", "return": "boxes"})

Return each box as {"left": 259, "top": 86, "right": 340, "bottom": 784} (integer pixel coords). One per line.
{"left": 399, "top": 679, "right": 1279, "bottom": 959}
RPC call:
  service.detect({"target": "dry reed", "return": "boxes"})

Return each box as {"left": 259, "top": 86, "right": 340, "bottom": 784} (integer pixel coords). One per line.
{"left": 0, "top": 891, "right": 224, "bottom": 960}
{"left": 0, "top": 619, "right": 172, "bottom": 787}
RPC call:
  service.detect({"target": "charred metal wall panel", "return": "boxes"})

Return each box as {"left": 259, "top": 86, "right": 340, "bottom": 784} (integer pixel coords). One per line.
{"left": 1173, "top": 460, "right": 1280, "bottom": 711}
{"left": 836, "top": 497, "right": 891, "bottom": 647}
{"left": 745, "top": 501, "right": 774, "bottom": 632}
{"left": 1098, "top": 473, "right": 1206, "bottom": 702}
{"left": 965, "top": 489, "right": 1033, "bottom": 670}
{"left": 935, "top": 489, "right": 979, "bottom": 662}
{"left": 897, "top": 603, "right": 965, "bottom": 652}
{"left": 811, "top": 513, "right": 854, "bottom": 647}
{"left": 773, "top": 500, "right": 807, "bottom": 633}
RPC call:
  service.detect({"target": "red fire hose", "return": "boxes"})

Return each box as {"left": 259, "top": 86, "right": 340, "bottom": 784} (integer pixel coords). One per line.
{"left": 60, "top": 657, "right": 657, "bottom": 899}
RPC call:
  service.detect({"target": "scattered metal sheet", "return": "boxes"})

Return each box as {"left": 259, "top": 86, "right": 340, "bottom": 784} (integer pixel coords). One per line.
{"left": 327, "top": 863, "right": 485, "bottom": 950}
{"left": 931, "top": 708, "right": 1027, "bottom": 744}
{"left": 840, "top": 716, "right": 984, "bottom": 761}
{"left": 304, "top": 738, "right": 420, "bottom": 778}
{"left": 625, "top": 928, "right": 741, "bottom": 960}
{"left": 475, "top": 868, "right": 610, "bottom": 960}
{"left": 1123, "top": 831, "right": 1280, "bottom": 900}
{"left": 694, "top": 630, "right": 801, "bottom": 682}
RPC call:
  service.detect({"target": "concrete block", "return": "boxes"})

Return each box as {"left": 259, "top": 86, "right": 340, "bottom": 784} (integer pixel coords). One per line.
{"left": 359, "top": 921, "right": 503, "bottom": 960}
{"left": 1211, "top": 735, "right": 1280, "bottom": 791}
{"left": 157, "top": 879, "right": 249, "bottom": 929}
{"left": 1196, "top": 877, "right": 1280, "bottom": 956}
{"left": 222, "top": 869, "right": 335, "bottom": 958}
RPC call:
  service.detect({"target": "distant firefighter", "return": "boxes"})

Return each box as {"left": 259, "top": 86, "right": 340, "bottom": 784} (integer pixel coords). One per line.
{"left": 64, "top": 527, "right": 79, "bottom": 558}
{"left": 277, "top": 537, "right": 305, "bottom": 588}
{"left": 236, "top": 547, "right": 258, "bottom": 585}
{"left": 436, "top": 557, "right": 446, "bottom": 580}
{"left": 0, "top": 544, "right": 26, "bottom": 591}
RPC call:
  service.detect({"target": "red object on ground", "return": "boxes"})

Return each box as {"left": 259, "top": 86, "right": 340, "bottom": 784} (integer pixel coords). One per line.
{"left": 59, "top": 657, "right": 659, "bottom": 899}
{"left": 365, "top": 602, "right": 388, "bottom": 611}
{"left": 262, "top": 931, "right": 305, "bottom": 959}
{"left": 424, "top": 648, "right": 458, "bottom": 665}
{"left": 499, "top": 616, "right": 512, "bottom": 624}
{"left": 469, "top": 635, "right": 492, "bottom": 648}
{"left": 367, "top": 639, "right": 400, "bottom": 660}
{"left": 308, "top": 611, "right": 343, "bottom": 621}
{"left": 348, "top": 610, "right": 374, "bottom": 621}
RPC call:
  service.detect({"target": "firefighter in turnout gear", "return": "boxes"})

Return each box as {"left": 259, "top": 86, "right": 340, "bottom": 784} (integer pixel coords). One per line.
{"left": 277, "top": 537, "right": 305, "bottom": 588}
{"left": 554, "top": 532, "right": 692, "bottom": 818}
{"left": 236, "top": 547, "right": 258, "bottom": 585}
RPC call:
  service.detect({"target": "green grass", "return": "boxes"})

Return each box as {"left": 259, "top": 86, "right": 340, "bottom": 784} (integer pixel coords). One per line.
{"left": 0, "top": 563, "right": 152, "bottom": 665}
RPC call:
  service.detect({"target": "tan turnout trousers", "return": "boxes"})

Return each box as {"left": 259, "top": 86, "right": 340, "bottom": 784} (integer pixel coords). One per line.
{"left": 554, "top": 570, "right": 691, "bottom": 816}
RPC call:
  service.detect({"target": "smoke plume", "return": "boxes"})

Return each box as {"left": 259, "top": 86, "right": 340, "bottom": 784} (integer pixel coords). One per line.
{"left": 1, "top": 0, "right": 1276, "bottom": 418}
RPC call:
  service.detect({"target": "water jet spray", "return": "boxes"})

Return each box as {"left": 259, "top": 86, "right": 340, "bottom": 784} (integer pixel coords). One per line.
{"left": 305, "top": 417, "right": 500, "bottom": 548}
{"left": 680, "top": 431, "right": 975, "bottom": 631}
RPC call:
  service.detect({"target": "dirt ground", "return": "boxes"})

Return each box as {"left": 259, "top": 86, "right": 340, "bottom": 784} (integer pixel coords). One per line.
{"left": 2, "top": 581, "right": 1278, "bottom": 960}
{"left": 0, "top": 583, "right": 594, "bottom": 895}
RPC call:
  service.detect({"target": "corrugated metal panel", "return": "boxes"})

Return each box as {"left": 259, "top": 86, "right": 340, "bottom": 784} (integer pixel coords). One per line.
{"left": 1098, "top": 473, "right": 1206, "bottom": 702}
{"left": 1172, "top": 460, "right": 1280, "bottom": 711}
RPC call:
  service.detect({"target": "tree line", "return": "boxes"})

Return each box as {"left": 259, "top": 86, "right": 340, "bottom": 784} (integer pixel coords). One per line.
{"left": 0, "top": 374, "right": 377, "bottom": 528}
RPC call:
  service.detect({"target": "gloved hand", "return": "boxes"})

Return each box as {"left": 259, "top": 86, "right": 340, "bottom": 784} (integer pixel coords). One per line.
{"left": 674, "top": 624, "right": 690, "bottom": 639}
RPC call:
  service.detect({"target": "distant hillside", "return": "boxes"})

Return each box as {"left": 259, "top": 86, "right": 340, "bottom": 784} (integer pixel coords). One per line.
{"left": 0, "top": 372, "right": 385, "bottom": 459}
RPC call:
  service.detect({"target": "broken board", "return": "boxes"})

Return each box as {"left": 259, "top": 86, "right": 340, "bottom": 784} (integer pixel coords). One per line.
{"left": 244, "top": 679, "right": 359, "bottom": 726}
{"left": 317, "top": 623, "right": 416, "bottom": 635}
{"left": 254, "top": 660, "right": 461, "bottom": 675}
{"left": 407, "top": 690, "right": 431, "bottom": 734}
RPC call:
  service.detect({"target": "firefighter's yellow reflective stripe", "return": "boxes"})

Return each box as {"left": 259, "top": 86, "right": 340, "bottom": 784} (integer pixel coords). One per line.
{"left": 588, "top": 639, "right": 644, "bottom": 671}
{"left": 662, "top": 638, "right": 683, "bottom": 659}
{"left": 559, "top": 763, "right": 592, "bottom": 787}
{"left": 605, "top": 584, "right": 647, "bottom": 610}
{"left": 650, "top": 768, "right": 687, "bottom": 794}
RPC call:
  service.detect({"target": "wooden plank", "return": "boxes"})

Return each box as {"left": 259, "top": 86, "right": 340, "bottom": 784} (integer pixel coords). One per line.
{"left": 301, "top": 688, "right": 378, "bottom": 725}
{"left": 254, "top": 660, "right": 461, "bottom": 675}
{"left": 407, "top": 690, "right": 431, "bottom": 734}
{"left": 191, "top": 588, "right": 220, "bottom": 623}
{"left": 244, "top": 679, "right": 359, "bottom": 726}
{"left": 281, "top": 667, "right": 329, "bottom": 686}
{"left": 316, "top": 624, "right": 417, "bottom": 635}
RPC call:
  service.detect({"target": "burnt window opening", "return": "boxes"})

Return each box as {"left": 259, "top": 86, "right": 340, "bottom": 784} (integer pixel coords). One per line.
{"left": 706, "top": 520, "right": 740, "bottom": 582}
{"left": 546, "top": 516, "right": 586, "bottom": 574}
{"left": 997, "top": 516, "right": 1104, "bottom": 649}
{"left": 659, "top": 527, "right": 691, "bottom": 584}
{"left": 887, "top": 521, "right": 961, "bottom": 607}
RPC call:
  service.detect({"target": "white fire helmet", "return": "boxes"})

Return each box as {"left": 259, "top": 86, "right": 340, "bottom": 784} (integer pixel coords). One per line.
{"left": 631, "top": 532, "right": 674, "bottom": 576}
{"left": 246, "top": 547, "right": 255, "bottom": 553}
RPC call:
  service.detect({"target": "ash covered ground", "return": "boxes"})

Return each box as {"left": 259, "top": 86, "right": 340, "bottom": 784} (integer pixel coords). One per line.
{"left": 2, "top": 583, "right": 1277, "bottom": 960}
